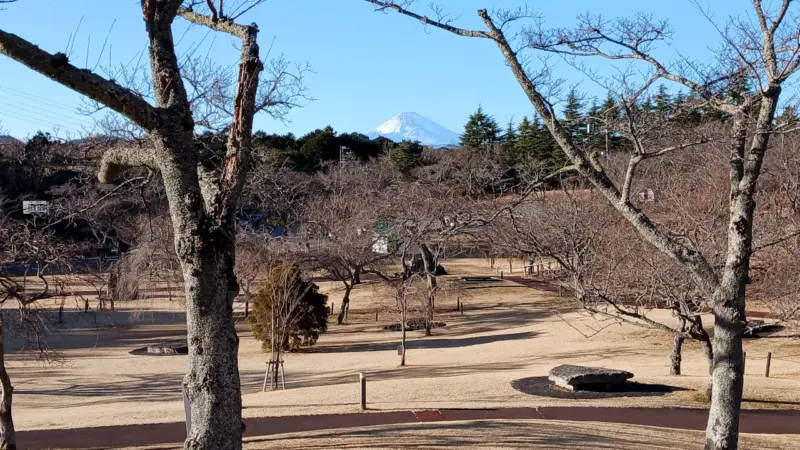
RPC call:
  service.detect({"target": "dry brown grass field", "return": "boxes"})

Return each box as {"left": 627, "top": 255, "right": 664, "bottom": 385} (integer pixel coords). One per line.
{"left": 8, "top": 258, "right": 800, "bottom": 448}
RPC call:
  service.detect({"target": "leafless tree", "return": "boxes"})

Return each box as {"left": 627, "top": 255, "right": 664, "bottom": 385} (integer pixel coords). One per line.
{"left": 0, "top": 198, "right": 82, "bottom": 449}
{"left": 0, "top": 1, "right": 308, "bottom": 446}
{"left": 303, "top": 166, "right": 392, "bottom": 325}
{"left": 364, "top": 2, "right": 800, "bottom": 448}
{"left": 376, "top": 274, "right": 426, "bottom": 366}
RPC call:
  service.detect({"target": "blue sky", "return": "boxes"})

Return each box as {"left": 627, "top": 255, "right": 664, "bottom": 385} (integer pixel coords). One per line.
{"left": 0, "top": 0, "right": 756, "bottom": 139}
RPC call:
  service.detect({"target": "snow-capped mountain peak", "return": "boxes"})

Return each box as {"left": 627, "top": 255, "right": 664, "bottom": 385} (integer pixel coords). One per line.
{"left": 367, "top": 112, "right": 459, "bottom": 148}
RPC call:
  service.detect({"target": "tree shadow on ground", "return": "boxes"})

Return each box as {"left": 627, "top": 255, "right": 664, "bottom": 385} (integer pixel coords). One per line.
{"left": 15, "top": 368, "right": 267, "bottom": 406}
{"left": 278, "top": 359, "right": 536, "bottom": 391}
{"left": 313, "top": 331, "right": 538, "bottom": 354}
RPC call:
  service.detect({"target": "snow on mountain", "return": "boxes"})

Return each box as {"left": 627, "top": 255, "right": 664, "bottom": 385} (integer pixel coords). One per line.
{"left": 366, "top": 112, "right": 460, "bottom": 148}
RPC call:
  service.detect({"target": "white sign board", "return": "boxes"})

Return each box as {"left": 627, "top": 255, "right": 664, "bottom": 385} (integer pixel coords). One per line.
{"left": 372, "top": 236, "right": 388, "bottom": 254}
{"left": 23, "top": 201, "right": 49, "bottom": 215}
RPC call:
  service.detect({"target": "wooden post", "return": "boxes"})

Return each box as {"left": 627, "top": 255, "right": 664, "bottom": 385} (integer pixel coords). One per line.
{"left": 743, "top": 352, "right": 747, "bottom": 374}
{"left": 183, "top": 387, "right": 191, "bottom": 437}
{"left": 280, "top": 360, "right": 286, "bottom": 390}
{"left": 500, "top": 271, "right": 504, "bottom": 280}
{"left": 765, "top": 352, "right": 772, "bottom": 378}
{"left": 359, "top": 372, "right": 367, "bottom": 411}
{"left": 262, "top": 361, "right": 271, "bottom": 392}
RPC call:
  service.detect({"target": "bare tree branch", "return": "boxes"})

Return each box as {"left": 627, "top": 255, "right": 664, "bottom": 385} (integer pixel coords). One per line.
{"left": 0, "top": 29, "right": 159, "bottom": 130}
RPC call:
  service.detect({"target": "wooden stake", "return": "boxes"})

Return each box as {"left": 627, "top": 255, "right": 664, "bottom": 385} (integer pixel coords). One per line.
{"left": 765, "top": 352, "right": 772, "bottom": 378}
{"left": 183, "top": 387, "right": 191, "bottom": 437}
{"left": 359, "top": 372, "right": 367, "bottom": 411}
{"left": 281, "top": 360, "right": 286, "bottom": 390}
{"left": 743, "top": 352, "right": 747, "bottom": 374}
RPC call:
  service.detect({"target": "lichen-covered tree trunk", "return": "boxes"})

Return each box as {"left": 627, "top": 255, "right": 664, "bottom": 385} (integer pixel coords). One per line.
{"left": 705, "top": 304, "right": 745, "bottom": 450}
{"left": 0, "top": 322, "right": 16, "bottom": 450}
{"left": 181, "top": 227, "right": 243, "bottom": 450}
{"left": 669, "top": 332, "right": 684, "bottom": 376}
{"left": 1, "top": 4, "right": 265, "bottom": 449}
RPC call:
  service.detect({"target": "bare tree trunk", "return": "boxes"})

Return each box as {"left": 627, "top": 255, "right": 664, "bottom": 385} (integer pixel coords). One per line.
{"left": 0, "top": 322, "right": 16, "bottom": 450}
{"left": 272, "top": 349, "right": 281, "bottom": 390}
{"left": 706, "top": 304, "right": 745, "bottom": 450}
{"left": 419, "top": 245, "right": 437, "bottom": 336}
{"left": 108, "top": 268, "right": 118, "bottom": 312}
{"left": 400, "top": 308, "right": 407, "bottom": 366}
{"left": 337, "top": 284, "right": 352, "bottom": 325}
{"left": 669, "top": 332, "right": 684, "bottom": 376}
{"left": 182, "top": 232, "right": 243, "bottom": 449}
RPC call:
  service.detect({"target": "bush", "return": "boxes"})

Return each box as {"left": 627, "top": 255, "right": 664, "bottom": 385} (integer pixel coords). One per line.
{"left": 390, "top": 140, "right": 424, "bottom": 174}
{"left": 248, "top": 262, "right": 328, "bottom": 352}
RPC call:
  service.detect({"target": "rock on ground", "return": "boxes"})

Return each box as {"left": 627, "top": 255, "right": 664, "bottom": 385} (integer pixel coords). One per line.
{"left": 549, "top": 364, "right": 633, "bottom": 391}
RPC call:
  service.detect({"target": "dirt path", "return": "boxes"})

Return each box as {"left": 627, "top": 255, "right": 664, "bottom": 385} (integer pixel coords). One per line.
{"left": 18, "top": 406, "right": 800, "bottom": 449}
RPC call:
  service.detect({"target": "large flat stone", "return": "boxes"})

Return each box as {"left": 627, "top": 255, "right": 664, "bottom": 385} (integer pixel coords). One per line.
{"left": 549, "top": 364, "right": 633, "bottom": 391}
{"left": 146, "top": 341, "right": 188, "bottom": 355}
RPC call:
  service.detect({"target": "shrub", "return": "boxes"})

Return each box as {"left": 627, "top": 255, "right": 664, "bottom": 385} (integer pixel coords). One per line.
{"left": 248, "top": 262, "right": 328, "bottom": 352}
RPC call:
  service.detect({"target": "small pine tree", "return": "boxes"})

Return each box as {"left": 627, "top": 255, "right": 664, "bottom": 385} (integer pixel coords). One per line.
{"left": 460, "top": 105, "right": 499, "bottom": 150}
{"left": 501, "top": 118, "right": 517, "bottom": 148}
{"left": 653, "top": 84, "right": 672, "bottom": 113}
{"left": 563, "top": 89, "right": 587, "bottom": 145}
{"left": 248, "top": 262, "right": 328, "bottom": 352}
{"left": 514, "top": 116, "right": 537, "bottom": 159}
{"left": 498, "top": 118, "right": 519, "bottom": 168}
{"left": 531, "top": 115, "right": 562, "bottom": 167}
{"left": 390, "top": 140, "right": 424, "bottom": 174}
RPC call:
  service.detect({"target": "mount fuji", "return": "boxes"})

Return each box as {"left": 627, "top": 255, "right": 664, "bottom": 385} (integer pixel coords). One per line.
{"left": 366, "top": 112, "right": 460, "bottom": 148}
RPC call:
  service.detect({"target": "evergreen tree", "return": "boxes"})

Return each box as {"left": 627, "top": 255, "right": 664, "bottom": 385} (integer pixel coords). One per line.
{"left": 460, "top": 105, "right": 499, "bottom": 150}
{"left": 514, "top": 116, "right": 537, "bottom": 159}
{"left": 586, "top": 101, "right": 606, "bottom": 152}
{"left": 390, "top": 140, "right": 424, "bottom": 174}
{"left": 600, "top": 93, "right": 620, "bottom": 121}
{"left": 563, "top": 89, "right": 587, "bottom": 146}
{"left": 653, "top": 84, "right": 672, "bottom": 113}
{"left": 777, "top": 105, "right": 799, "bottom": 127}
{"left": 536, "top": 115, "right": 567, "bottom": 169}
{"left": 501, "top": 118, "right": 517, "bottom": 149}
{"left": 673, "top": 91, "right": 704, "bottom": 125}
{"left": 495, "top": 118, "right": 518, "bottom": 170}
{"left": 248, "top": 262, "right": 328, "bottom": 352}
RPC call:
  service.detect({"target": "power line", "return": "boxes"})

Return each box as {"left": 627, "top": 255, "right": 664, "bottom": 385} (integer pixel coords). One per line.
{"left": 0, "top": 106, "right": 83, "bottom": 134}
{"left": 0, "top": 84, "right": 84, "bottom": 111}
{"left": 0, "top": 96, "right": 91, "bottom": 128}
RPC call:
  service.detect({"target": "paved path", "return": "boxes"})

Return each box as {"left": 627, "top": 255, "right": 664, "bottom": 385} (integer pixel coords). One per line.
{"left": 17, "top": 406, "right": 800, "bottom": 449}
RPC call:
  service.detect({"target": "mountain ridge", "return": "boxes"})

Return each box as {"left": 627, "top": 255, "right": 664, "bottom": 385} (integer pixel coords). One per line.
{"left": 366, "top": 112, "right": 460, "bottom": 148}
